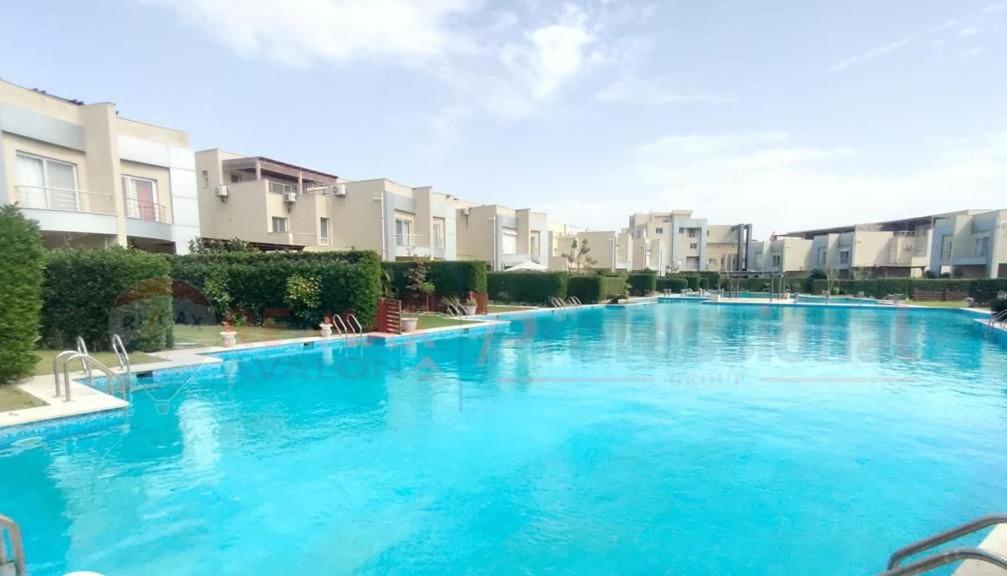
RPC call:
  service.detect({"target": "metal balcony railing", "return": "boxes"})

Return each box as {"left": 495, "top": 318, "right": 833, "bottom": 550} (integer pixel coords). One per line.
{"left": 123, "top": 197, "right": 170, "bottom": 223}
{"left": 16, "top": 185, "right": 115, "bottom": 215}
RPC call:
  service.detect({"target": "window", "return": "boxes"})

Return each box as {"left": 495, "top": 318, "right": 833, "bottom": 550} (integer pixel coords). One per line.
{"left": 269, "top": 181, "right": 294, "bottom": 195}
{"left": 230, "top": 173, "right": 241, "bottom": 184}
{"left": 975, "top": 236, "right": 990, "bottom": 257}
{"left": 709, "top": 258, "right": 717, "bottom": 267}
{"left": 687, "top": 228, "right": 698, "bottom": 239}
{"left": 941, "top": 236, "right": 953, "bottom": 260}
{"left": 689, "top": 242, "right": 698, "bottom": 249}
{"left": 15, "top": 152, "right": 78, "bottom": 210}
{"left": 530, "top": 230, "right": 541, "bottom": 257}
{"left": 319, "top": 217, "right": 331, "bottom": 244}
{"left": 433, "top": 217, "right": 446, "bottom": 249}
{"left": 201, "top": 170, "right": 209, "bottom": 188}
{"left": 501, "top": 228, "right": 518, "bottom": 255}
{"left": 123, "top": 176, "right": 161, "bottom": 221}
{"left": 679, "top": 227, "right": 685, "bottom": 234}
{"left": 817, "top": 249, "right": 827, "bottom": 267}
{"left": 272, "top": 217, "right": 288, "bottom": 233}
{"left": 395, "top": 218, "right": 412, "bottom": 246}
{"left": 839, "top": 249, "right": 851, "bottom": 265}
{"left": 655, "top": 227, "right": 663, "bottom": 234}
{"left": 772, "top": 254, "right": 782, "bottom": 267}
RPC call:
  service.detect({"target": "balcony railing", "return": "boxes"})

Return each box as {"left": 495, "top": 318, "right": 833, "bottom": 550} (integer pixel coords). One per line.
{"left": 124, "top": 198, "right": 170, "bottom": 223}
{"left": 16, "top": 185, "right": 115, "bottom": 215}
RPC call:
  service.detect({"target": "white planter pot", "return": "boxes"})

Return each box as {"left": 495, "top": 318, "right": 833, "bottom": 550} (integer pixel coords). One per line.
{"left": 319, "top": 323, "right": 333, "bottom": 337}
{"left": 220, "top": 331, "right": 237, "bottom": 347}
{"left": 401, "top": 318, "right": 419, "bottom": 333}
{"left": 463, "top": 305, "right": 477, "bottom": 316}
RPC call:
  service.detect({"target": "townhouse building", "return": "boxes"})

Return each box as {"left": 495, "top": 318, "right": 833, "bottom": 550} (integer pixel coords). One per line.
{"left": 551, "top": 230, "right": 634, "bottom": 272}
{"left": 455, "top": 204, "right": 550, "bottom": 271}
{"left": 0, "top": 80, "right": 199, "bottom": 253}
{"left": 929, "top": 209, "right": 1007, "bottom": 278}
{"left": 626, "top": 210, "right": 752, "bottom": 273}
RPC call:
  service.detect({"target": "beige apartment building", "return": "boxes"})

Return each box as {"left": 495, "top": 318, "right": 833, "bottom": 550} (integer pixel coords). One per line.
{"left": 626, "top": 210, "right": 753, "bottom": 273}
{"left": 455, "top": 204, "right": 550, "bottom": 271}
{"left": 551, "top": 230, "right": 634, "bottom": 272}
{"left": 776, "top": 210, "right": 990, "bottom": 278}
{"left": 0, "top": 80, "right": 200, "bottom": 253}
{"left": 929, "top": 209, "right": 1007, "bottom": 278}
{"left": 196, "top": 149, "right": 463, "bottom": 260}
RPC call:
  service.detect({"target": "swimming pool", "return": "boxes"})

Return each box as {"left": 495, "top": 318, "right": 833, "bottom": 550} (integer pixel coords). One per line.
{"left": 3, "top": 305, "right": 1007, "bottom": 575}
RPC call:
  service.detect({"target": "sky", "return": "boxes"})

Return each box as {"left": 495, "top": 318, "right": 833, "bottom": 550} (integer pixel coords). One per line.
{"left": 2, "top": 0, "right": 1006, "bottom": 238}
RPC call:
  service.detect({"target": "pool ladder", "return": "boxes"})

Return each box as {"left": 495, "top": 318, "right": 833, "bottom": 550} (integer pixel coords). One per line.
{"left": 51, "top": 334, "right": 132, "bottom": 402}
{"left": 331, "top": 314, "right": 364, "bottom": 337}
{"left": 0, "top": 514, "right": 26, "bottom": 576}
{"left": 990, "top": 309, "right": 1007, "bottom": 334}
{"left": 879, "top": 514, "right": 1007, "bottom": 575}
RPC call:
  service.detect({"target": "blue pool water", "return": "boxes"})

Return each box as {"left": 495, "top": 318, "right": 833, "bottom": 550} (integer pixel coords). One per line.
{"left": 3, "top": 305, "right": 1007, "bottom": 575}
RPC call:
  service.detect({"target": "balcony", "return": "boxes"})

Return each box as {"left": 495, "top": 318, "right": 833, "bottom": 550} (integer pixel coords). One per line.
{"left": 394, "top": 234, "right": 446, "bottom": 259}
{"left": 16, "top": 185, "right": 115, "bottom": 215}
{"left": 124, "top": 197, "right": 170, "bottom": 224}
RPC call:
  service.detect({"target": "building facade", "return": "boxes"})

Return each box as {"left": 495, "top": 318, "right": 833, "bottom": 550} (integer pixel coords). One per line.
{"left": 1, "top": 80, "right": 199, "bottom": 253}
{"left": 455, "top": 205, "right": 550, "bottom": 271}
{"left": 929, "top": 209, "right": 1007, "bottom": 278}
{"left": 626, "top": 210, "right": 752, "bottom": 273}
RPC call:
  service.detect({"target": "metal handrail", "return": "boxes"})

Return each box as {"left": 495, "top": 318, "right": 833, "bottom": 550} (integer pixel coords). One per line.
{"left": 879, "top": 548, "right": 1007, "bottom": 576}
{"left": 0, "top": 514, "right": 26, "bottom": 576}
{"left": 111, "top": 334, "right": 132, "bottom": 377}
{"left": 62, "top": 353, "right": 130, "bottom": 401}
{"left": 886, "top": 514, "right": 1007, "bottom": 570}
{"left": 331, "top": 315, "right": 348, "bottom": 335}
{"left": 346, "top": 313, "right": 363, "bottom": 334}
{"left": 53, "top": 338, "right": 90, "bottom": 398}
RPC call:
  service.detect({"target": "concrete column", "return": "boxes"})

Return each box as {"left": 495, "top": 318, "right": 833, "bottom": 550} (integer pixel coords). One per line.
{"left": 79, "top": 103, "right": 126, "bottom": 246}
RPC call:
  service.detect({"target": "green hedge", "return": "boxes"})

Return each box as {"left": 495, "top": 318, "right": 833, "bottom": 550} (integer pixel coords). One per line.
{"left": 383, "top": 260, "right": 487, "bottom": 298}
{"left": 44, "top": 248, "right": 173, "bottom": 352}
{"left": 173, "top": 251, "right": 382, "bottom": 329}
{"left": 0, "top": 206, "right": 45, "bottom": 383}
{"left": 627, "top": 272, "right": 657, "bottom": 296}
{"left": 657, "top": 277, "right": 689, "bottom": 292}
{"left": 992, "top": 298, "right": 1007, "bottom": 314}
{"left": 809, "top": 278, "right": 1007, "bottom": 303}
{"left": 567, "top": 275, "right": 627, "bottom": 303}
{"left": 488, "top": 272, "right": 567, "bottom": 304}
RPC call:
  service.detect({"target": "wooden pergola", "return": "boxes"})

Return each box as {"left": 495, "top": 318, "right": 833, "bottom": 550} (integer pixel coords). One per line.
{"left": 222, "top": 156, "right": 339, "bottom": 190}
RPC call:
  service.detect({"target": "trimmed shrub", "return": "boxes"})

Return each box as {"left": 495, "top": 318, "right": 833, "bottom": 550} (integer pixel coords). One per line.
{"left": 627, "top": 272, "right": 657, "bottom": 296}
{"left": 488, "top": 272, "right": 567, "bottom": 304}
{"left": 992, "top": 298, "right": 1007, "bottom": 314}
{"left": 44, "top": 248, "right": 173, "bottom": 352}
{"left": 0, "top": 206, "right": 45, "bottom": 383}
{"left": 173, "top": 250, "right": 382, "bottom": 330}
{"left": 657, "top": 277, "right": 689, "bottom": 292}
{"left": 807, "top": 278, "right": 1007, "bottom": 302}
{"left": 567, "top": 275, "right": 627, "bottom": 303}
{"left": 383, "top": 261, "right": 487, "bottom": 299}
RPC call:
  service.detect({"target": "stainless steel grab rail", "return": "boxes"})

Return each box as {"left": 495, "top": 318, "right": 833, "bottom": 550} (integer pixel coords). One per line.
{"left": 346, "top": 313, "right": 363, "bottom": 334}
{"left": 111, "top": 334, "right": 131, "bottom": 377}
{"left": 886, "top": 514, "right": 1007, "bottom": 571}
{"left": 879, "top": 547, "right": 1007, "bottom": 576}
{"left": 62, "top": 353, "right": 130, "bottom": 401}
{"left": 52, "top": 337, "right": 89, "bottom": 398}
{"left": 331, "top": 315, "right": 349, "bottom": 335}
{"left": 0, "top": 514, "right": 27, "bottom": 576}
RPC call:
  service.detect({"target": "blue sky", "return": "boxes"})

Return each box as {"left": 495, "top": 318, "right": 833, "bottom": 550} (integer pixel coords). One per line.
{"left": 2, "top": 0, "right": 1005, "bottom": 237}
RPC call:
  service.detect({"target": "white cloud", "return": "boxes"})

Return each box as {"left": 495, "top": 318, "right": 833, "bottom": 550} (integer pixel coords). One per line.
{"left": 147, "top": 0, "right": 478, "bottom": 65}
{"left": 499, "top": 4, "right": 593, "bottom": 102}
{"left": 596, "top": 76, "right": 731, "bottom": 105}
{"left": 830, "top": 37, "right": 910, "bottom": 72}
{"left": 959, "top": 26, "right": 981, "bottom": 37}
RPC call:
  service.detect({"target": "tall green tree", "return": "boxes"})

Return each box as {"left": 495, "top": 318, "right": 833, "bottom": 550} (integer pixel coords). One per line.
{"left": 0, "top": 206, "right": 45, "bottom": 383}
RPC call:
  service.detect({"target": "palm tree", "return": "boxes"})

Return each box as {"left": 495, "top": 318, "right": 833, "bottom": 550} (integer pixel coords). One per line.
{"left": 563, "top": 238, "right": 598, "bottom": 273}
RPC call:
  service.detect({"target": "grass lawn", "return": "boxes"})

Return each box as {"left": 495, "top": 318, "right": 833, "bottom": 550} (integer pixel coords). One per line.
{"left": 910, "top": 300, "right": 969, "bottom": 308}
{"left": 172, "top": 323, "right": 318, "bottom": 348}
{"left": 487, "top": 304, "right": 538, "bottom": 313}
{"left": 33, "top": 349, "right": 166, "bottom": 376}
{"left": 0, "top": 385, "right": 46, "bottom": 411}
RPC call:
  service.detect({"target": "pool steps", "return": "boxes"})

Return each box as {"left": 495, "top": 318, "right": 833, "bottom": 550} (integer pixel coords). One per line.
{"left": 880, "top": 514, "right": 1007, "bottom": 575}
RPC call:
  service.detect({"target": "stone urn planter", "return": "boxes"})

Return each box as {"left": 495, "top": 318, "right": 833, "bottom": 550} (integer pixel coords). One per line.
{"left": 463, "top": 304, "right": 477, "bottom": 316}
{"left": 319, "top": 323, "right": 333, "bottom": 337}
{"left": 402, "top": 317, "right": 419, "bottom": 333}
{"left": 220, "top": 331, "right": 237, "bottom": 347}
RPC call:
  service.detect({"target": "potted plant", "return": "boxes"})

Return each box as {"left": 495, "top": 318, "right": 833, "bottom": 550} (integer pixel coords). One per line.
{"left": 319, "top": 314, "right": 334, "bottom": 337}
{"left": 402, "top": 316, "right": 419, "bottom": 333}
{"left": 463, "top": 296, "right": 478, "bottom": 316}
{"left": 220, "top": 320, "right": 237, "bottom": 347}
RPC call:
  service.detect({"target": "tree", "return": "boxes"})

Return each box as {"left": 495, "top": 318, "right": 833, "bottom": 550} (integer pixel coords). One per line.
{"left": 188, "top": 237, "right": 258, "bottom": 254}
{"left": 563, "top": 238, "right": 598, "bottom": 273}
{"left": 0, "top": 206, "right": 45, "bottom": 383}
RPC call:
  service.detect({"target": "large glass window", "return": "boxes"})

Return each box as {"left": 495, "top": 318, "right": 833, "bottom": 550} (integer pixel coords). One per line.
{"left": 395, "top": 218, "right": 412, "bottom": 246}
{"left": 272, "top": 217, "right": 288, "bottom": 233}
{"left": 122, "top": 175, "right": 160, "bottom": 221}
{"left": 320, "top": 218, "right": 331, "bottom": 244}
{"left": 975, "top": 236, "right": 989, "bottom": 257}
{"left": 941, "top": 236, "right": 953, "bottom": 260}
{"left": 432, "top": 217, "right": 445, "bottom": 248}
{"left": 839, "top": 249, "right": 851, "bottom": 265}
{"left": 501, "top": 228, "right": 518, "bottom": 255}
{"left": 16, "top": 152, "right": 78, "bottom": 210}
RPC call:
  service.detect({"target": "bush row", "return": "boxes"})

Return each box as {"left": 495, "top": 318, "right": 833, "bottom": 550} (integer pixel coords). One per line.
{"left": 173, "top": 251, "right": 383, "bottom": 330}
{"left": 44, "top": 248, "right": 173, "bottom": 352}
{"left": 567, "top": 274, "right": 627, "bottom": 304}
{"left": 488, "top": 272, "right": 568, "bottom": 304}
{"left": 383, "top": 261, "right": 487, "bottom": 299}
{"left": 0, "top": 206, "right": 46, "bottom": 383}
{"left": 809, "top": 278, "right": 1007, "bottom": 303}
{"left": 627, "top": 272, "right": 657, "bottom": 296}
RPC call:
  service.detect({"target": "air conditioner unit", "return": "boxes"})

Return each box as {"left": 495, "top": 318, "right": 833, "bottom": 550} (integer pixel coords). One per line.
{"left": 215, "top": 185, "right": 229, "bottom": 199}
{"left": 333, "top": 183, "right": 347, "bottom": 197}
{"left": 283, "top": 191, "right": 298, "bottom": 203}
